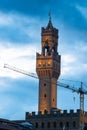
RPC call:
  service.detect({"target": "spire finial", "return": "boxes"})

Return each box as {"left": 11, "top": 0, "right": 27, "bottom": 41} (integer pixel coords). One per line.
{"left": 48, "top": 11, "right": 51, "bottom": 21}
{"left": 47, "top": 11, "right": 53, "bottom": 29}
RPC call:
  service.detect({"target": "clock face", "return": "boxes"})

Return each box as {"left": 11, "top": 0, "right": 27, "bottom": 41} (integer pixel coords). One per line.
{"left": 37, "top": 60, "right": 46, "bottom": 67}
{"left": 37, "top": 59, "right": 53, "bottom": 68}
{"left": 37, "top": 61, "right": 41, "bottom": 67}
{"left": 47, "top": 61, "right": 51, "bottom": 66}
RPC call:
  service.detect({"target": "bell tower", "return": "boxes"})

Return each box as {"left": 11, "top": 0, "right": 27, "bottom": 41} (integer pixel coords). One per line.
{"left": 36, "top": 15, "right": 61, "bottom": 114}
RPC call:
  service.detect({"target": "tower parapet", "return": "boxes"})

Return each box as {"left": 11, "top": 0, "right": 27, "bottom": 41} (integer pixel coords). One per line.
{"left": 26, "top": 109, "right": 81, "bottom": 119}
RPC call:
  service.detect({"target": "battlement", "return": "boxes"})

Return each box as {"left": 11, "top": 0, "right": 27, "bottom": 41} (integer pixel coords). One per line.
{"left": 41, "top": 27, "right": 58, "bottom": 38}
{"left": 36, "top": 52, "right": 60, "bottom": 61}
{"left": 26, "top": 109, "right": 81, "bottom": 119}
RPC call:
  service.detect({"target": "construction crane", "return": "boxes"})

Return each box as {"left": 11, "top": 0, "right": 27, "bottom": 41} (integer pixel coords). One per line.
{"left": 4, "top": 64, "right": 87, "bottom": 130}
{"left": 4, "top": 64, "right": 87, "bottom": 113}
{"left": 58, "top": 81, "right": 87, "bottom": 113}
{"left": 59, "top": 81, "right": 86, "bottom": 130}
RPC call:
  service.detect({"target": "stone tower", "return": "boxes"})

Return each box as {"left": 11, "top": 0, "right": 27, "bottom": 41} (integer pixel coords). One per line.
{"left": 36, "top": 16, "right": 61, "bottom": 114}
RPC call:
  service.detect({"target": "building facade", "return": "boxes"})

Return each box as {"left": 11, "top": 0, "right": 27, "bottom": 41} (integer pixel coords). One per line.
{"left": 26, "top": 109, "right": 83, "bottom": 130}
{"left": 26, "top": 17, "right": 87, "bottom": 130}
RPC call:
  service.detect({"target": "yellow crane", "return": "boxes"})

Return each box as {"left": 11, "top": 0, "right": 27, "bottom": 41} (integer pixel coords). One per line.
{"left": 4, "top": 64, "right": 87, "bottom": 130}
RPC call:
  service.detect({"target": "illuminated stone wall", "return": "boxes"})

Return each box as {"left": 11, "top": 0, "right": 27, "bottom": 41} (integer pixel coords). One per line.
{"left": 36, "top": 18, "right": 61, "bottom": 114}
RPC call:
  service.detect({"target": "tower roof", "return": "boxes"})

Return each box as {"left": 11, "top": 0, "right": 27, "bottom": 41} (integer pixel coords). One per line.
{"left": 46, "top": 12, "right": 53, "bottom": 29}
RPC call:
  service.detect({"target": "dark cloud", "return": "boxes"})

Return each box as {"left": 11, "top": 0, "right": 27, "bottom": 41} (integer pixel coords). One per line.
{"left": 0, "top": 0, "right": 50, "bottom": 16}
{"left": 0, "top": 26, "right": 31, "bottom": 44}
{"left": 0, "top": 0, "right": 87, "bottom": 32}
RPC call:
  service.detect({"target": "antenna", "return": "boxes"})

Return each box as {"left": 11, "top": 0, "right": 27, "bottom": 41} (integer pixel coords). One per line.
{"left": 48, "top": 10, "right": 51, "bottom": 21}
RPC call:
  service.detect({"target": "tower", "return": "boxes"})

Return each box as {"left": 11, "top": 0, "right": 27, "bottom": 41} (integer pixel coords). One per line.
{"left": 26, "top": 16, "right": 87, "bottom": 130}
{"left": 36, "top": 16, "right": 61, "bottom": 114}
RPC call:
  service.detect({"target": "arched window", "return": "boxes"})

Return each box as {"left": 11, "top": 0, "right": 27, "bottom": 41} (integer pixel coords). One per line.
{"left": 66, "top": 121, "right": 69, "bottom": 128}
{"left": 41, "top": 122, "right": 44, "bottom": 128}
{"left": 44, "top": 94, "right": 46, "bottom": 98}
{"left": 53, "top": 121, "right": 56, "bottom": 128}
{"left": 35, "top": 122, "right": 38, "bottom": 128}
{"left": 44, "top": 109, "right": 47, "bottom": 114}
{"left": 60, "top": 122, "right": 63, "bottom": 128}
{"left": 53, "top": 98, "right": 54, "bottom": 102}
{"left": 73, "top": 121, "right": 76, "bottom": 128}
{"left": 44, "top": 83, "right": 46, "bottom": 86}
{"left": 47, "top": 122, "right": 50, "bottom": 128}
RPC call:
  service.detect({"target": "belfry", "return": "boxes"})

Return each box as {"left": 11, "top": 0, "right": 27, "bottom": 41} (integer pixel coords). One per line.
{"left": 36, "top": 15, "right": 61, "bottom": 114}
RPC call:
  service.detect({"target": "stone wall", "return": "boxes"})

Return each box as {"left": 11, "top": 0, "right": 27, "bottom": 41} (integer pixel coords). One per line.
{"left": 26, "top": 109, "right": 82, "bottom": 130}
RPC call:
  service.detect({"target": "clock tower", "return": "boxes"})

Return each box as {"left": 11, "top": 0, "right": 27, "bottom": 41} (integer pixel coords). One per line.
{"left": 36, "top": 16, "right": 61, "bottom": 114}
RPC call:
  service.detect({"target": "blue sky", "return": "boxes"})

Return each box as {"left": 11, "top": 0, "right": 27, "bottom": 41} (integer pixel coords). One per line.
{"left": 0, "top": 0, "right": 87, "bottom": 120}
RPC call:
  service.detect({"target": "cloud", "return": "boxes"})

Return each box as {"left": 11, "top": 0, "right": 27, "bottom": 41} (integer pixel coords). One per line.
{"left": 0, "top": 11, "right": 41, "bottom": 79}
{"left": 0, "top": 0, "right": 51, "bottom": 17}
{"left": 0, "top": 11, "right": 42, "bottom": 44}
{"left": 0, "top": 10, "right": 87, "bottom": 82}
{"left": 60, "top": 40, "right": 87, "bottom": 82}
{"left": 0, "top": 12, "right": 14, "bottom": 26}
{"left": 0, "top": 42, "right": 38, "bottom": 78}
{"left": 0, "top": 77, "right": 38, "bottom": 120}
{"left": 76, "top": 5, "right": 87, "bottom": 19}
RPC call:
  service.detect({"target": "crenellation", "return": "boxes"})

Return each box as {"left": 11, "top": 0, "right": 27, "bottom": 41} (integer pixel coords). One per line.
{"left": 32, "top": 112, "right": 35, "bottom": 116}
{"left": 70, "top": 109, "right": 74, "bottom": 113}
{"left": 26, "top": 109, "right": 82, "bottom": 119}
{"left": 38, "top": 111, "right": 42, "bottom": 116}
{"left": 41, "top": 27, "right": 58, "bottom": 37}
